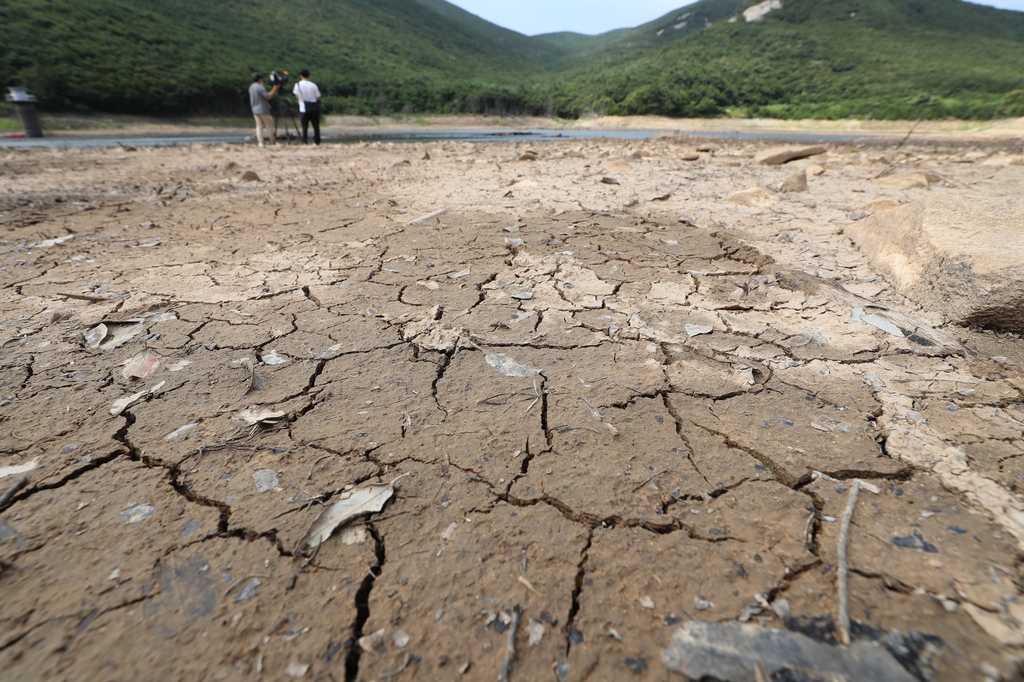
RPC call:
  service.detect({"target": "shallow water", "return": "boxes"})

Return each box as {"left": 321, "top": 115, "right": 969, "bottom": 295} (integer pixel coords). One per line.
{"left": 0, "top": 126, "right": 875, "bottom": 149}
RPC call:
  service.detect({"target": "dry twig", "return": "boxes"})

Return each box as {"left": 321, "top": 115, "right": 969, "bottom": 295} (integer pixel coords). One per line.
{"left": 499, "top": 605, "right": 522, "bottom": 682}
{"left": 0, "top": 477, "right": 29, "bottom": 512}
{"left": 837, "top": 479, "right": 880, "bottom": 645}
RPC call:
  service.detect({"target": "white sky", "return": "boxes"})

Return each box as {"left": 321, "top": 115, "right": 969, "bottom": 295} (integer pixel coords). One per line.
{"left": 446, "top": 0, "right": 1024, "bottom": 36}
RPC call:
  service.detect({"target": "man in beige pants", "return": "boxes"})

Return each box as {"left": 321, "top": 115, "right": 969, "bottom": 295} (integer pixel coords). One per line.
{"left": 249, "top": 73, "right": 279, "bottom": 148}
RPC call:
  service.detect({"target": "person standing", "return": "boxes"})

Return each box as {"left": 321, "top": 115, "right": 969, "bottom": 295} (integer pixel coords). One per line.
{"left": 293, "top": 70, "right": 322, "bottom": 145}
{"left": 249, "top": 73, "right": 279, "bottom": 148}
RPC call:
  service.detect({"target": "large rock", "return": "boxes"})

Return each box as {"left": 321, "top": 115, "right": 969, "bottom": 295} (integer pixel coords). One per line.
{"left": 781, "top": 169, "right": 808, "bottom": 193}
{"left": 728, "top": 187, "right": 776, "bottom": 210}
{"left": 981, "top": 154, "right": 1024, "bottom": 167}
{"left": 753, "top": 145, "right": 826, "bottom": 166}
{"left": 846, "top": 195, "right": 1024, "bottom": 329}
{"left": 873, "top": 172, "right": 936, "bottom": 189}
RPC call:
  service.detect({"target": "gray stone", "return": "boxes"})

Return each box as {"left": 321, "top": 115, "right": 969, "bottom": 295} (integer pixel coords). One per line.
{"left": 753, "top": 145, "right": 826, "bottom": 166}
{"left": 874, "top": 172, "right": 932, "bottom": 189}
{"left": 728, "top": 187, "right": 776, "bottom": 210}
{"left": 781, "top": 169, "right": 808, "bottom": 193}
{"left": 846, "top": 195, "right": 1024, "bottom": 329}
{"left": 663, "top": 621, "right": 917, "bottom": 682}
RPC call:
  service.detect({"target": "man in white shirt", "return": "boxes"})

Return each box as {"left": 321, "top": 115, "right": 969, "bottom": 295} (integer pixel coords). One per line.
{"left": 292, "top": 70, "right": 322, "bottom": 145}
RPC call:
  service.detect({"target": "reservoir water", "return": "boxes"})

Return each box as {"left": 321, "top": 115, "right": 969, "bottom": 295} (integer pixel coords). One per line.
{"left": 0, "top": 127, "right": 877, "bottom": 150}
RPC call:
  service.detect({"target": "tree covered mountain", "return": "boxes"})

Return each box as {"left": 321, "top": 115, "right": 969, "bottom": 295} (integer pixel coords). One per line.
{"left": 1, "top": 0, "right": 1022, "bottom": 119}
{"left": 546, "top": 0, "right": 1024, "bottom": 120}
{"left": 0, "top": 0, "right": 548, "bottom": 114}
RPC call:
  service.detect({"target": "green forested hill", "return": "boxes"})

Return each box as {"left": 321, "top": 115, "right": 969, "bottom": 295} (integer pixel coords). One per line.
{"left": 0, "top": 0, "right": 546, "bottom": 114}
{"left": 1, "top": 0, "right": 1023, "bottom": 119}
{"left": 542, "top": 0, "right": 1024, "bottom": 119}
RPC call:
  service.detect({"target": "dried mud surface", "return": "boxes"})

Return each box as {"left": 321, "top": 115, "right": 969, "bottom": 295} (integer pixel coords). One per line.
{"left": 2, "top": 136, "right": 1024, "bottom": 682}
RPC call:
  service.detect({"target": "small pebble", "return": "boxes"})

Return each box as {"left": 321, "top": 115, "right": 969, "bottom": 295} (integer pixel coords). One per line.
{"left": 624, "top": 657, "right": 647, "bottom": 674}
{"left": 981, "top": 662, "right": 1002, "bottom": 681}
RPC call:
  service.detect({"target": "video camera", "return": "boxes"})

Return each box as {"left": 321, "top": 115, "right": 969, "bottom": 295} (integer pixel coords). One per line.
{"left": 270, "top": 71, "right": 289, "bottom": 90}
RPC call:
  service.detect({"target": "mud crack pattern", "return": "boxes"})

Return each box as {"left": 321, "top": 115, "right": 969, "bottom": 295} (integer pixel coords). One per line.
{"left": 1, "top": 137, "right": 1023, "bottom": 681}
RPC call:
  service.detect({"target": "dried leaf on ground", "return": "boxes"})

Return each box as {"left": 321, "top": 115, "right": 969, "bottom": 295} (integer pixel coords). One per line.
{"left": 302, "top": 473, "right": 411, "bottom": 549}
{"left": 232, "top": 407, "right": 286, "bottom": 426}
{"left": 499, "top": 280, "right": 533, "bottom": 300}
{"left": 100, "top": 322, "right": 145, "bottom": 350}
{"left": 851, "top": 307, "right": 906, "bottom": 338}
{"left": 403, "top": 314, "right": 462, "bottom": 352}
{"left": 233, "top": 577, "right": 262, "bottom": 602}
{"left": 83, "top": 324, "right": 108, "bottom": 348}
{"left": 283, "top": 661, "right": 309, "bottom": 678}
{"left": 508, "top": 310, "right": 537, "bottom": 326}
{"left": 121, "top": 503, "right": 155, "bottom": 523}
{"left": 321, "top": 343, "right": 345, "bottom": 359}
{"left": 110, "top": 381, "right": 165, "bottom": 416}
{"left": 253, "top": 469, "right": 279, "bottom": 493}
{"left": 32, "top": 235, "right": 74, "bottom": 248}
{"left": 528, "top": 619, "right": 545, "bottom": 646}
{"left": 484, "top": 350, "right": 542, "bottom": 378}
{"left": 0, "top": 459, "right": 39, "bottom": 479}
{"left": 359, "top": 628, "right": 387, "bottom": 653}
{"left": 122, "top": 348, "right": 161, "bottom": 379}
{"left": 242, "top": 358, "right": 267, "bottom": 395}
{"left": 163, "top": 423, "right": 197, "bottom": 441}
{"left": 261, "top": 349, "right": 289, "bottom": 366}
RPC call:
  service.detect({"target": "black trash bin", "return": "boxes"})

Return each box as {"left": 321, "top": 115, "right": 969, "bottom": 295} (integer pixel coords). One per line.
{"left": 5, "top": 88, "right": 43, "bottom": 138}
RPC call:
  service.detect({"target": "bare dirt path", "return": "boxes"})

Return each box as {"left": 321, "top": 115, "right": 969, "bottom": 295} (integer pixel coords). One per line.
{"left": 1, "top": 135, "right": 1023, "bottom": 681}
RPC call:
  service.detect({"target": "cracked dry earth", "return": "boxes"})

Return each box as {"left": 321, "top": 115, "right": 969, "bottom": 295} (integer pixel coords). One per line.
{"left": 1, "top": 134, "right": 1024, "bottom": 682}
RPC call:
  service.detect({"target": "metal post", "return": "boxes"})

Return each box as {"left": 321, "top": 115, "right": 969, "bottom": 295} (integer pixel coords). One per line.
{"left": 5, "top": 88, "right": 44, "bottom": 138}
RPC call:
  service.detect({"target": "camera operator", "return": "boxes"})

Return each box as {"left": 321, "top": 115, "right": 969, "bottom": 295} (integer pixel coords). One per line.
{"left": 249, "top": 73, "right": 280, "bottom": 148}
{"left": 292, "top": 70, "right": 322, "bottom": 145}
